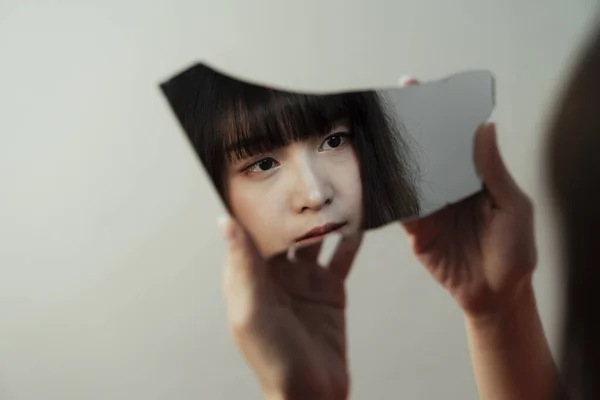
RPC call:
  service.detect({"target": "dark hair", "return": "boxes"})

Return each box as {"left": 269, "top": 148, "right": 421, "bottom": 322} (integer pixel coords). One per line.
{"left": 546, "top": 23, "right": 600, "bottom": 400}
{"left": 161, "top": 63, "right": 419, "bottom": 229}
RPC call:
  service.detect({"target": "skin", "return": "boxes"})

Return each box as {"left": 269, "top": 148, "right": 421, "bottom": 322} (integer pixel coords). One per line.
{"left": 402, "top": 79, "right": 558, "bottom": 400}
{"left": 220, "top": 217, "right": 362, "bottom": 400}
{"left": 226, "top": 126, "right": 363, "bottom": 258}
{"left": 221, "top": 78, "right": 559, "bottom": 400}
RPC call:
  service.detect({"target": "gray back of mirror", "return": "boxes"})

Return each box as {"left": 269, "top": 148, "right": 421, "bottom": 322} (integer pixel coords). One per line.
{"left": 384, "top": 71, "right": 495, "bottom": 216}
{"left": 160, "top": 64, "right": 494, "bottom": 257}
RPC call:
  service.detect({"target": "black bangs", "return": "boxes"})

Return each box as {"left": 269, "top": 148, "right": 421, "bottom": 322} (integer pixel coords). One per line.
{"left": 161, "top": 63, "right": 421, "bottom": 227}
{"left": 215, "top": 82, "right": 356, "bottom": 161}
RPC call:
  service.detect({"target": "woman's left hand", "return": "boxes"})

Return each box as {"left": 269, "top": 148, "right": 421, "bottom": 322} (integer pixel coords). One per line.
{"left": 399, "top": 78, "right": 537, "bottom": 319}
{"left": 220, "top": 217, "right": 362, "bottom": 400}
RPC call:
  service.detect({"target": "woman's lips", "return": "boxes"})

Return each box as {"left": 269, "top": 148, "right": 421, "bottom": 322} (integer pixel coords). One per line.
{"left": 295, "top": 222, "right": 348, "bottom": 244}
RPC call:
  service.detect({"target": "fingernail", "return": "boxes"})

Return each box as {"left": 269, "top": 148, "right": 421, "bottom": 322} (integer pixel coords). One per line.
{"left": 399, "top": 75, "right": 414, "bottom": 86}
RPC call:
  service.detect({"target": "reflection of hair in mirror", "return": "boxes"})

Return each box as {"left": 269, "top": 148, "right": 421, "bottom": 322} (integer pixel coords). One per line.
{"left": 546, "top": 24, "right": 600, "bottom": 399}
{"left": 161, "top": 64, "right": 419, "bottom": 255}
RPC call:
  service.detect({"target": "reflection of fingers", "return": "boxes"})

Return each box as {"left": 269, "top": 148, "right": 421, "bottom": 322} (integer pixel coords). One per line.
{"left": 271, "top": 260, "right": 344, "bottom": 308}
{"left": 328, "top": 234, "right": 363, "bottom": 280}
{"left": 294, "top": 240, "right": 323, "bottom": 264}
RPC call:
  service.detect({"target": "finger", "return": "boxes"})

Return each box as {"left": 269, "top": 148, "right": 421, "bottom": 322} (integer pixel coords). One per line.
{"left": 328, "top": 233, "right": 363, "bottom": 280}
{"left": 400, "top": 218, "right": 421, "bottom": 236}
{"left": 474, "top": 123, "right": 523, "bottom": 208}
{"left": 293, "top": 240, "right": 323, "bottom": 264}
{"left": 400, "top": 213, "right": 441, "bottom": 254}
{"left": 219, "top": 216, "right": 265, "bottom": 300}
{"left": 270, "top": 260, "right": 346, "bottom": 308}
{"left": 399, "top": 76, "right": 420, "bottom": 87}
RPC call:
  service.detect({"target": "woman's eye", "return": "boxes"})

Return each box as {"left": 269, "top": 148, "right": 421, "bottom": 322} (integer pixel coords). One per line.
{"left": 246, "top": 157, "right": 280, "bottom": 173}
{"left": 319, "top": 133, "right": 351, "bottom": 151}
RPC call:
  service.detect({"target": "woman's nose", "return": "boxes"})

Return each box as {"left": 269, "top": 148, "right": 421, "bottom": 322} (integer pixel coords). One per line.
{"left": 290, "top": 161, "right": 334, "bottom": 213}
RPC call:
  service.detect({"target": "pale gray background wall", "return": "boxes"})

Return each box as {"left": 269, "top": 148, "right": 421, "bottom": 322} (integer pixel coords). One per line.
{"left": 0, "top": 1, "right": 597, "bottom": 399}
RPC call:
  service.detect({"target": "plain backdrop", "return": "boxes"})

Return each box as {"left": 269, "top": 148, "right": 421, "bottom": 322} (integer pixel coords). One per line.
{"left": 0, "top": 1, "right": 598, "bottom": 399}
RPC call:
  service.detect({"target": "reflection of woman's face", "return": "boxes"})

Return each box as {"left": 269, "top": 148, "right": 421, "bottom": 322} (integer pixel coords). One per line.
{"left": 226, "top": 125, "right": 363, "bottom": 257}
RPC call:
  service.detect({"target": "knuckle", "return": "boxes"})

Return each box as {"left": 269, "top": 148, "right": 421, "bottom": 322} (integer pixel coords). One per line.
{"left": 228, "top": 299, "right": 261, "bottom": 332}
{"left": 517, "top": 191, "right": 534, "bottom": 214}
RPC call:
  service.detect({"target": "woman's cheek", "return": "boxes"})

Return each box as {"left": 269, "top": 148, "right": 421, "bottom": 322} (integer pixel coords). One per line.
{"left": 331, "top": 149, "right": 361, "bottom": 185}
{"left": 330, "top": 149, "right": 363, "bottom": 227}
{"left": 227, "top": 179, "right": 283, "bottom": 256}
{"left": 229, "top": 181, "right": 262, "bottom": 228}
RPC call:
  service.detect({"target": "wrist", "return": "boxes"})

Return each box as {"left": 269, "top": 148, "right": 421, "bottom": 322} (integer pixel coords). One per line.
{"left": 464, "top": 278, "right": 537, "bottom": 330}
{"left": 462, "top": 280, "right": 557, "bottom": 400}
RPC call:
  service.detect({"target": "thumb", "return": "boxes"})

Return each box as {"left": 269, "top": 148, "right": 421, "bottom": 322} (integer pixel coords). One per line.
{"left": 219, "top": 216, "right": 266, "bottom": 307}
{"left": 474, "top": 123, "right": 521, "bottom": 208}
